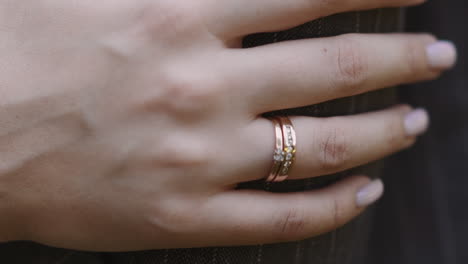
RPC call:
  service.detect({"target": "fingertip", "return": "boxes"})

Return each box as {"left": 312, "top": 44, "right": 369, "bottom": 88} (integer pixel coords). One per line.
{"left": 426, "top": 40, "right": 458, "bottom": 70}
{"left": 404, "top": 108, "right": 430, "bottom": 136}
{"left": 356, "top": 178, "right": 384, "bottom": 207}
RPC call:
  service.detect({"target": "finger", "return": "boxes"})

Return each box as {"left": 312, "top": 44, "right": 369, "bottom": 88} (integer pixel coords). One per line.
{"left": 198, "top": 175, "right": 383, "bottom": 246}
{"left": 204, "top": 0, "right": 424, "bottom": 39}
{"left": 234, "top": 105, "right": 426, "bottom": 183}
{"left": 224, "top": 34, "right": 456, "bottom": 114}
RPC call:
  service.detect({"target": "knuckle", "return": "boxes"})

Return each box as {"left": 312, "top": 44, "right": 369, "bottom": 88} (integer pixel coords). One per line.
{"left": 161, "top": 72, "right": 224, "bottom": 116}
{"left": 146, "top": 200, "right": 197, "bottom": 235}
{"left": 156, "top": 138, "right": 212, "bottom": 169}
{"left": 273, "top": 205, "right": 308, "bottom": 241}
{"left": 136, "top": 2, "right": 200, "bottom": 40}
{"left": 331, "top": 35, "right": 369, "bottom": 92}
{"left": 316, "top": 123, "right": 350, "bottom": 171}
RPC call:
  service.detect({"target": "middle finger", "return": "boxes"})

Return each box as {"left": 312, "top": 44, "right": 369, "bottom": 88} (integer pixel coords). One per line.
{"left": 223, "top": 33, "right": 454, "bottom": 114}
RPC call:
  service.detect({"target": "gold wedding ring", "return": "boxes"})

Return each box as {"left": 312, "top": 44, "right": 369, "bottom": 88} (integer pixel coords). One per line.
{"left": 267, "top": 116, "right": 297, "bottom": 182}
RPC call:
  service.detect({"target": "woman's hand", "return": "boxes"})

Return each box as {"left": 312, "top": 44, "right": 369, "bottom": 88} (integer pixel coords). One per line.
{"left": 0, "top": 0, "right": 456, "bottom": 251}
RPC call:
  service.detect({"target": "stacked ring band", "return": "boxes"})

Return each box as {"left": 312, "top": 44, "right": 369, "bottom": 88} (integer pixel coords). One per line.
{"left": 266, "top": 116, "right": 297, "bottom": 182}
{"left": 267, "top": 117, "right": 285, "bottom": 182}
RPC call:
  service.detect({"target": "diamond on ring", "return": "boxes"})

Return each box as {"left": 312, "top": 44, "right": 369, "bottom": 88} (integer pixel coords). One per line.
{"left": 266, "top": 116, "right": 297, "bottom": 183}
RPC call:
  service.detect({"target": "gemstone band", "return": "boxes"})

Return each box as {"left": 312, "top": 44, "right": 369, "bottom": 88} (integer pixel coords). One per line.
{"left": 266, "top": 117, "right": 284, "bottom": 182}
{"left": 274, "top": 116, "right": 296, "bottom": 182}
{"left": 266, "top": 116, "right": 296, "bottom": 183}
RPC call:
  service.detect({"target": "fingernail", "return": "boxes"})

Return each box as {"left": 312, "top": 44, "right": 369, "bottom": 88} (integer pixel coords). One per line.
{"left": 356, "top": 179, "right": 384, "bottom": 207}
{"left": 426, "top": 41, "right": 457, "bottom": 69}
{"left": 404, "top": 108, "right": 429, "bottom": 136}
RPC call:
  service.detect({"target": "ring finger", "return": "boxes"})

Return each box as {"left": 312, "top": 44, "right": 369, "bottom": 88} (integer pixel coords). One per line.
{"left": 230, "top": 105, "right": 428, "bottom": 184}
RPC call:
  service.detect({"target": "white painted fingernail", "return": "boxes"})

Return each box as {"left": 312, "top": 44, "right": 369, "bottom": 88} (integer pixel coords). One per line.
{"left": 356, "top": 179, "right": 384, "bottom": 207}
{"left": 426, "top": 41, "right": 457, "bottom": 69}
{"left": 404, "top": 108, "right": 429, "bottom": 136}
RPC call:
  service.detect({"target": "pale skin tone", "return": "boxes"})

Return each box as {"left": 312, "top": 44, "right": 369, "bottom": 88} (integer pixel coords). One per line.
{"left": 0, "top": 0, "right": 456, "bottom": 252}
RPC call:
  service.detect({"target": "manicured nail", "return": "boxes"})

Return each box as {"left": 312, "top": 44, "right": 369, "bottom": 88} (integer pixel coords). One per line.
{"left": 356, "top": 179, "right": 384, "bottom": 207}
{"left": 404, "top": 108, "right": 429, "bottom": 136}
{"left": 426, "top": 41, "right": 457, "bottom": 69}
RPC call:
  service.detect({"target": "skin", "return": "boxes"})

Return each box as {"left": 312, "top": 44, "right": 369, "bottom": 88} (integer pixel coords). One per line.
{"left": 0, "top": 0, "right": 455, "bottom": 252}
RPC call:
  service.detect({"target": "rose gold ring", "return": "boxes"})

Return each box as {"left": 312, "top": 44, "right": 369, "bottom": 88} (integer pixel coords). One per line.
{"left": 266, "top": 117, "right": 284, "bottom": 182}
{"left": 274, "top": 116, "right": 296, "bottom": 182}
{"left": 266, "top": 116, "right": 297, "bottom": 183}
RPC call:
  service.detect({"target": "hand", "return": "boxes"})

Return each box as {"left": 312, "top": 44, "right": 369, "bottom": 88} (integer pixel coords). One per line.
{"left": 0, "top": 0, "right": 456, "bottom": 251}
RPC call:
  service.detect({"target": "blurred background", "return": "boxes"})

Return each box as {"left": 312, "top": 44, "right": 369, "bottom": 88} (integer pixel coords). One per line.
{"left": 366, "top": 0, "right": 468, "bottom": 263}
